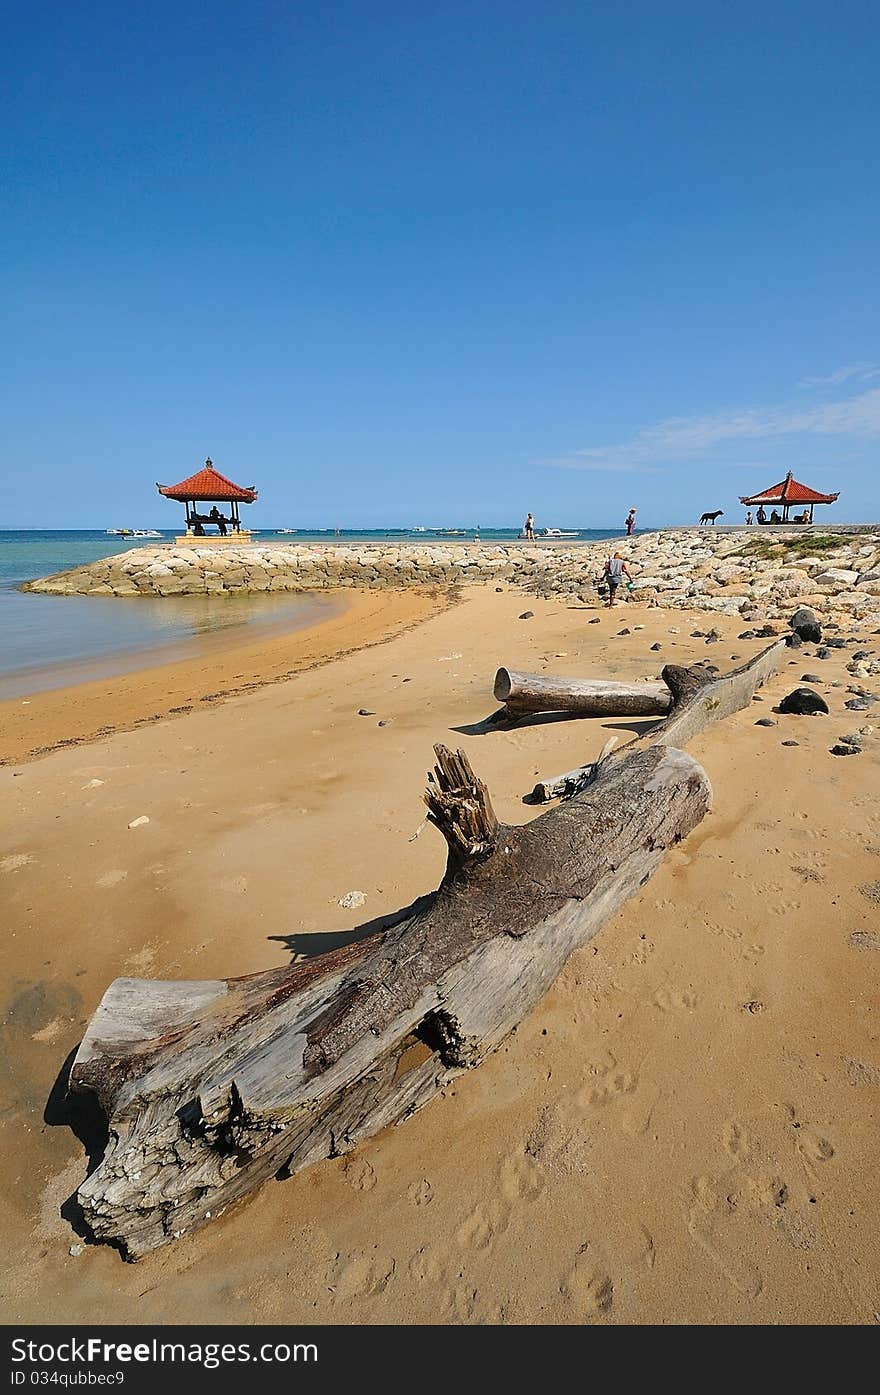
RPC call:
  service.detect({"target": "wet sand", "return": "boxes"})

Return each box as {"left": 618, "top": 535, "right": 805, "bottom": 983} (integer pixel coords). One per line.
{"left": 1, "top": 585, "right": 878, "bottom": 1324}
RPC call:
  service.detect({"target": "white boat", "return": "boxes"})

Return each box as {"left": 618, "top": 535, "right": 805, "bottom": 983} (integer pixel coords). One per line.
{"left": 541, "top": 527, "right": 580, "bottom": 538}
{"left": 132, "top": 529, "right": 162, "bottom": 538}
{"left": 106, "top": 528, "right": 132, "bottom": 536}
{"left": 277, "top": 528, "right": 298, "bottom": 534}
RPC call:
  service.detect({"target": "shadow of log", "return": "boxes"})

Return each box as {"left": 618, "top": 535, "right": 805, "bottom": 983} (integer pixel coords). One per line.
{"left": 267, "top": 897, "right": 433, "bottom": 960}
{"left": 44, "top": 1045, "right": 111, "bottom": 1244}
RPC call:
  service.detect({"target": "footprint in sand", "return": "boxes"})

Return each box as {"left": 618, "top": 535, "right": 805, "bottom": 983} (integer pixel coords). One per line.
{"left": 455, "top": 1199, "right": 507, "bottom": 1252}
{"left": 651, "top": 986, "right": 698, "bottom": 1011}
{"left": 796, "top": 1128, "right": 835, "bottom": 1166}
{"left": 408, "top": 1244, "right": 449, "bottom": 1286}
{"left": 407, "top": 1178, "right": 433, "bottom": 1207}
{"left": 329, "top": 1248, "right": 395, "bottom": 1302}
{"left": 499, "top": 1151, "right": 544, "bottom": 1205}
{"left": 686, "top": 1174, "right": 764, "bottom": 1299}
{"left": 724, "top": 1120, "right": 757, "bottom": 1161}
{"left": 343, "top": 1157, "right": 377, "bottom": 1192}
{"left": 560, "top": 1246, "right": 614, "bottom": 1317}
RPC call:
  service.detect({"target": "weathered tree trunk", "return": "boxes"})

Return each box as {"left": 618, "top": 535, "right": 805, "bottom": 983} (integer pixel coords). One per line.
{"left": 531, "top": 639, "right": 786, "bottom": 802}
{"left": 69, "top": 741, "right": 710, "bottom": 1259}
{"left": 494, "top": 667, "right": 671, "bottom": 721}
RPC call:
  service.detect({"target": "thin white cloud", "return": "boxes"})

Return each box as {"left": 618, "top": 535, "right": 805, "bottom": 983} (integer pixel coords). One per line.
{"left": 551, "top": 385, "right": 880, "bottom": 472}
{"left": 798, "top": 362, "right": 880, "bottom": 388}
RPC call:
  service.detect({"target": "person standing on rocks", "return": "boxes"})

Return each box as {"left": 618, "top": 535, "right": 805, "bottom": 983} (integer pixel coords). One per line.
{"left": 523, "top": 513, "right": 535, "bottom": 541}
{"left": 625, "top": 507, "right": 637, "bottom": 536}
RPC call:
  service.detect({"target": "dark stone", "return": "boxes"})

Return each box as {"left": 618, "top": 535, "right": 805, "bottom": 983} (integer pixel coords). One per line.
{"left": 617, "top": 628, "right": 631, "bottom": 636}
{"left": 357, "top": 708, "right": 375, "bottom": 716}
{"left": 845, "top": 697, "right": 871, "bottom": 711}
{"left": 831, "top": 742, "right": 861, "bottom": 756}
{"left": 589, "top": 617, "right": 601, "bottom": 624}
{"left": 785, "top": 633, "right": 802, "bottom": 648}
{"left": 757, "top": 624, "right": 778, "bottom": 637}
{"left": 495, "top": 586, "right": 504, "bottom": 592}
{"left": 519, "top": 611, "right": 534, "bottom": 620}
{"left": 777, "top": 687, "right": 829, "bottom": 716}
{"left": 755, "top": 717, "right": 777, "bottom": 727}
{"left": 650, "top": 642, "right": 662, "bottom": 651}
{"left": 825, "top": 637, "right": 848, "bottom": 649}
{"left": 801, "top": 673, "right": 823, "bottom": 683}
{"left": 789, "top": 607, "right": 822, "bottom": 644}
{"left": 815, "top": 647, "right": 830, "bottom": 659}
{"left": 852, "top": 650, "right": 873, "bottom": 661}
{"left": 377, "top": 719, "right": 393, "bottom": 727}
{"left": 781, "top": 740, "right": 800, "bottom": 746}
{"left": 690, "top": 630, "right": 705, "bottom": 638}
{"left": 738, "top": 630, "right": 757, "bottom": 639}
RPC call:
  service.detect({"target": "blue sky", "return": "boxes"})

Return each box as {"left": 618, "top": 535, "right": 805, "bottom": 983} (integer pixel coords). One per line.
{"left": 2, "top": 1, "right": 878, "bottom": 528}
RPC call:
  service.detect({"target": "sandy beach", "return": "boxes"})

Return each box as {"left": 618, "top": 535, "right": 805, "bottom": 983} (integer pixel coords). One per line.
{"left": 2, "top": 581, "right": 879, "bottom": 1324}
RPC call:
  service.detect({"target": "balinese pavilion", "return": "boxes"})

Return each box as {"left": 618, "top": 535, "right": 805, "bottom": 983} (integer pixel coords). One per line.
{"left": 740, "top": 470, "right": 839, "bottom": 524}
{"left": 157, "top": 459, "right": 258, "bottom": 542}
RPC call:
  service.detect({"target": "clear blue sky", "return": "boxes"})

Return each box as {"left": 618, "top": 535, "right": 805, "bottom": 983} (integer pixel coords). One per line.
{"left": 2, "top": 1, "right": 878, "bottom": 528}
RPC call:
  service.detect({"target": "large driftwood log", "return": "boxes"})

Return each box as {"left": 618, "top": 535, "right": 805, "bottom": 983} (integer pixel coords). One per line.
{"left": 494, "top": 667, "right": 672, "bottom": 721}
{"left": 69, "top": 741, "right": 710, "bottom": 1259}
{"left": 531, "top": 639, "right": 786, "bottom": 802}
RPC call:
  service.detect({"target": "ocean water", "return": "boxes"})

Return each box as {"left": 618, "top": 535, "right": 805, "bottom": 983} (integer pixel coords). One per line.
{"left": 0, "top": 527, "right": 625, "bottom": 698}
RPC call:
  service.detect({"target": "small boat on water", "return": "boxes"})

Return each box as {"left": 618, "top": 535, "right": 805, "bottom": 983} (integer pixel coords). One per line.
{"left": 106, "top": 528, "right": 162, "bottom": 538}
{"left": 277, "top": 528, "right": 298, "bottom": 534}
{"left": 540, "top": 527, "right": 580, "bottom": 538}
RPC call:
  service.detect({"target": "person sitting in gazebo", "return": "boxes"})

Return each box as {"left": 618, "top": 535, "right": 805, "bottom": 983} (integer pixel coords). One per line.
{"left": 209, "top": 506, "right": 228, "bottom": 536}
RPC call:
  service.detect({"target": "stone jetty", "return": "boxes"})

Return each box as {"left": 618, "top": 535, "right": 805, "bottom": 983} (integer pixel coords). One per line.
{"left": 24, "top": 530, "right": 880, "bottom": 629}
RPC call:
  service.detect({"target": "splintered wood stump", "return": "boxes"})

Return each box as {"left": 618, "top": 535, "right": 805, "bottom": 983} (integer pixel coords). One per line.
{"left": 69, "top": 741, "right": 710, "bottom": 1259}
{"left": 493, "top": 668, "right": 672, "bottom": 722}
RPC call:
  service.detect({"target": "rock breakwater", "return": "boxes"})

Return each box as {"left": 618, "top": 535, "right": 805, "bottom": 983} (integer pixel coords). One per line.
{"left": 23, "top": 531, "right": 880, "bottom": 629}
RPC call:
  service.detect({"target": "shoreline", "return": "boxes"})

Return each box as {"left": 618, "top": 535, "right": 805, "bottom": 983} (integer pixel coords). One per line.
{"left": 0, "top": 585, "right": 453, "bottom": 766}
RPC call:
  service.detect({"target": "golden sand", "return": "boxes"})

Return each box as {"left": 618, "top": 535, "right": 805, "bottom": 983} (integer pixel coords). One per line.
{"left": 1, "top": 585, "right": 878, "bottom": 1323}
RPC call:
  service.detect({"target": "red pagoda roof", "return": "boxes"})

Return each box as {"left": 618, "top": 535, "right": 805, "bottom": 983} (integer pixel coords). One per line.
{"left": 157, "top": 459, "right": 258, "bottom": 504}
{"left": 740, "top": 471, "right": 839, "bottom": 506}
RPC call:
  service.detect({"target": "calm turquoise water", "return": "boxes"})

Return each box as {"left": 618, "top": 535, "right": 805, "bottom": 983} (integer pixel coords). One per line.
{"left": 0, "top": 527, "right": 625, "bottom": 698}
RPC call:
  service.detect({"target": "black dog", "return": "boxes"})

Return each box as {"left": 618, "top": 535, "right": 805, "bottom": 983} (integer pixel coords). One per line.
{"left": 699, "top": 509, "right": 724, "bottom": 525}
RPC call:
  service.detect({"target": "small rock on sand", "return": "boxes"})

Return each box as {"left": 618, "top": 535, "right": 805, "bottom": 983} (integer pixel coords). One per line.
{"left": 778, "top": 688, "right": 829, "bottom": 716}
{"left": 755, "top": 718, "right": 776, "bottom": 727}
{"left": 849, "top": 931, "right": 880, "bottom": 951}
{"left": 338, "top": 891, "right": 366, "bottom": 909}
{"left": 127, "top": 816, "right": 150, "bottom": 829}
{"left": 519, "top": 612, "right": 534, "bottom": 620}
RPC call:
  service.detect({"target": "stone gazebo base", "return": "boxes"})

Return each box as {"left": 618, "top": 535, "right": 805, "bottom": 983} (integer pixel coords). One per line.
{"left": 174, "top": 532, "right": 254, "bottom": 545}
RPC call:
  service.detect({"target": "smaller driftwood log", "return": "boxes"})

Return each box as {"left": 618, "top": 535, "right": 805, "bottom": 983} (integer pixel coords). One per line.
{"left": 531, "top": 638, "right": 786, "bottom": 801}
{"left": 493, "top": 667, "right": 672, "bottom": 722}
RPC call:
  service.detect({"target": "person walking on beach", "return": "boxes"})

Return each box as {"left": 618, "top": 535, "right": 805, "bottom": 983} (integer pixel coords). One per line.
{"left": 603, "top": 551, "right": 631, "bottom": 606}
{"left": 523, "top": 512, "right": 535, "bottom": 541}
{"left": 625, "top": 507, "right": 637, "bottom": 536}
